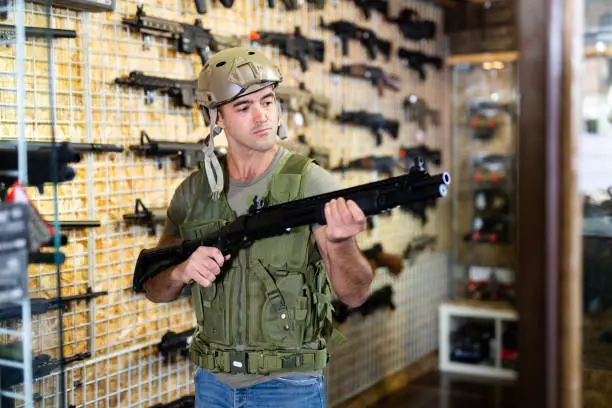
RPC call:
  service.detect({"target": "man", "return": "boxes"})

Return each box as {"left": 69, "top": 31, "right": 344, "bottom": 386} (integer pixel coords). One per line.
{"left": 143, "top": 47, "right": 373, "bottom": 407}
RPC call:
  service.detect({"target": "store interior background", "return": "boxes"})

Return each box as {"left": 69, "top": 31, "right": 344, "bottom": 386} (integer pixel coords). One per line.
{"left": 1, "top": 0, "right": 611, "bottom": 406}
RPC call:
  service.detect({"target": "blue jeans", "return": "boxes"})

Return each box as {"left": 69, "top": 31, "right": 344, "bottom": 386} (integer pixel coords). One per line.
{"left": 194, "top": 367, "right": 326, "bottom": 408}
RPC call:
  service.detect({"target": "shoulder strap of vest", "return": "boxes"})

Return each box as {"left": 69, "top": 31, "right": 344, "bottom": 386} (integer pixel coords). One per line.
{"left": 276, "top": 153, "right": 315, "bottom": 198}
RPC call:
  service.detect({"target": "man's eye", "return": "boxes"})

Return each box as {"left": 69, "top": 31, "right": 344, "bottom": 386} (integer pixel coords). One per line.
{"left": 264, "top": 100, "right": 274, "bottom": 107}
{"left": 238, "top": 106, "right": 248, "bottom": 112}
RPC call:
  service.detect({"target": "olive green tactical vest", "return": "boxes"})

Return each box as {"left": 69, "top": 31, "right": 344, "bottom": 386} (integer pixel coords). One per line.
{"left": 179, "top": 153, "right": 334, "bottom": 374}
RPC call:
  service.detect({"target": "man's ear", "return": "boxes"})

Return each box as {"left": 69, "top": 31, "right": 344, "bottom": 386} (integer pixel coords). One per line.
{"left": 216, "top": 107, "right": 225, "bottom": 128}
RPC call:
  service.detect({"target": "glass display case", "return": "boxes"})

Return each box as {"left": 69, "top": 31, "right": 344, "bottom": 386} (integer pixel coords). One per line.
{"left": 448, "top": 54, "right": 519, "bottom": 304}
{"left": 581, "top": 0, "right": 612, "bottom": 384}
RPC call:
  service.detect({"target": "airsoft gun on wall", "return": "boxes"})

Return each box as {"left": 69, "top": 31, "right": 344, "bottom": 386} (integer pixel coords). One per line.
{"left": 397, "top": 48, "right": 443, "bottom": 81}
{"left": 400, "top": 144, "right": 441, "bottom": 167}
{"left": 275, "top": 83, "right": 330, "bottom": 127}
{"left": 330, "top": 63, "right": 400, "bottom": 97}
{"left": 0, "top": 23, "right": 76, "bottom": 44}
{"left": 331, "top": 156, "right": 397, "bottom": 178}
{"left": 128, "top": 130, "right": 227, "bottom": 170}
{"left": 157, "top": 327, "right": 195, "bottom": 358}
{"left": 123, "top": 198, "right": 167, "bottom": 236}
{"left": 332, "top": 285, "right": 395, "bottom": 324}
{"left": 115, "top": 71, "right": 197, "bottom": 108}
{"left": 320, "top": 18, "right": 391, "bottom": 61}
{"left": 278, "top": 135, "right": 331, "bottom": 170}
{"left": 335, "top": 111, "right": 399, "bottom": 146}
{"left": 0, "top": 351, "right": 90, "bottom": 389}
{"left": 250, "top": 27, "right": 324, "bottom": 72}
{"left": 122, "top": 6, "right": 243, "bottom": 64}
{"left": 403, "top": 234, "right": 436, "bottom": 261}
{"left": 351, "top": 0, "right": 388, "bottom": 20}
{"left": 361, "top": 243, "right": 403, "bottom": 276}
{"left": 0, "top": 140, "right": 121, "bottom": 193}
{"left": 0, "top": 287, "right": 107, "bottom": 322}
{"left": 388, "top": 8, "right": 436, "bottom": 41}
{"left": 132, "top": 158, "right": 451, "bottom": 292}
{"left": 403, "top": 94, "right": 440, "bottom": 131}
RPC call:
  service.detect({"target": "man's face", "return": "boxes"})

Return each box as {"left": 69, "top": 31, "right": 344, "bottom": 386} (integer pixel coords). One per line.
{"left": 216, "top": 85, "right": 278, "bottom": 153}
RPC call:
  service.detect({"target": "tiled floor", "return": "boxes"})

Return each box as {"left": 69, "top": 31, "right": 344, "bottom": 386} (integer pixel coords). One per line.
{"left": 371, "top": 371, "right": 517, "bottom": 408}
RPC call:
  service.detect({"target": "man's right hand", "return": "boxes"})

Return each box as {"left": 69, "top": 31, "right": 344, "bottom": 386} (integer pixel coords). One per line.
{"left": 172, "top": 247, "right": 231, "bottom": 288}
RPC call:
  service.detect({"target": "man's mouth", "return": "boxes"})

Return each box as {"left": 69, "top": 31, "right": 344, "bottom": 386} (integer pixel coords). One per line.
{"left": 253, "top": 127, "right": 271, "bottom": 135}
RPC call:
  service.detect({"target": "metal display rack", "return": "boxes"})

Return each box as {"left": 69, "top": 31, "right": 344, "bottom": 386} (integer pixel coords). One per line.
{"left": 0, "top": 0, "right": 73, "bottom": 405}
{"left": 0, "top": 0, "right": 35, "bottom": 405}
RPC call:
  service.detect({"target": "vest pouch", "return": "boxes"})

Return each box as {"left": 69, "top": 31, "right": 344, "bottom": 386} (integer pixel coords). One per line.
{"left": 178, "top": 218, "right": 228, "bottom": 242}
{"left": 196, "top": 278, "right": 231, "bottom": 346}
{"left": 182, "top": 219, "right": 232, "bottom": 347}
{"left": 247, "top": 260, "right": 310, "bottom": 348}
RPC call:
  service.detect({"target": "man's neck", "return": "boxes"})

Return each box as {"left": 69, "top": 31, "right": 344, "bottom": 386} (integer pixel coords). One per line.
{"left": 226, "top": 143, "right": 279, "bottom": 181}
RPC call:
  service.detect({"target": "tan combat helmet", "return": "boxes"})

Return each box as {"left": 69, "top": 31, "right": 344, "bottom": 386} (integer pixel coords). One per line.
{"left": 196, "top": 47, "right": 287, "bottom": 199}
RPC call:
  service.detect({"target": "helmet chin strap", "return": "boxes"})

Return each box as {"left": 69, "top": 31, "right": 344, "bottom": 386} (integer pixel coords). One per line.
{"left": 202, "top": 107, "right": 224, "bottom": 200}
{"left": 276, "top": 100, "right": 287, "bottom": 140}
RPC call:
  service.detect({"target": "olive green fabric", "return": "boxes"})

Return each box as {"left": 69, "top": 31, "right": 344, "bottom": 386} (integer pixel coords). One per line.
{"left": 167, "top": 147, "right": 339, "bottom": 389}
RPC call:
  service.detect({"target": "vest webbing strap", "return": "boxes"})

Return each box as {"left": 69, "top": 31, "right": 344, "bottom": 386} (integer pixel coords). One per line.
{"left": 189, "top": 346, "right": 327, "bottom": 374}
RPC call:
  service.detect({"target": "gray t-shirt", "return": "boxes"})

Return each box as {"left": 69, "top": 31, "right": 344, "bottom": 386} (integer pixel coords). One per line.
{"left": 163, "top": 147, "right": 340, "bottom": 389}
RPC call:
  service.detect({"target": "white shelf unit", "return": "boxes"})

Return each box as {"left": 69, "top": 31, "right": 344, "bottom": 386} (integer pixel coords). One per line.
{"left": 438, "top": 300, "right": 518, "bottom": 380}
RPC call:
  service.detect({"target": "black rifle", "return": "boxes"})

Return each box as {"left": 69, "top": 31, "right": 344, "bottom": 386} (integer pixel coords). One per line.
{"left": 400, "top": 145, "right": 441, "bottom": 167}
{"left": 1, "top": 352, "right": 90, "bottom": 389}
{"left": 57, "top": 220, "right": 101, "bottom": 229}
{"left": 331, "top": 156, "right": 397, "bottom": 178}
{"left": 250, "top": 27, "right": 324, "bottom": 72}
{"left": 123, "top": 199, "right": 167, "bottom": 236}
{"left": 115, "top": 71, "right": 197, "bottom": 108}
{"left": 335, "top": 111, "right": 399, "bottom": 146}
{"left": 129, "top": 130, "right": 212, "bottom": 170}
{"left": 28, "top": 251, "right": 66, "bottom": 265}
{"left": 0, "top": 287, "right": 107, "bottom": 321}
{"left": 122, "top": 7, "right": 243, "bottom": 63}
{"left": 464, "top": 216, "right": 510, "bottom": 244}
{"left": 332, "top": 285, "right": 395, "bottom": 324}
{"left": 0, "top": 23, "right": 76, "bottom": 43}
{"left": 397, "top": 48, "right": 443, "bottom": 81}
{"left": 361, "top": 243, "right": 403, "bottom": 276}
{"left": 150, "top": 395, "right": 196, "bottom": 408}
{"left": 351, "top": 0, "right": 388, "bottom": 19}
{"left": 388, "top": 9, "right": 436, "bottom": 41}
{"left": 403, "top": 94, "right": 440, "bottom": 131}
{"left": 331, "top": 63, "right": 400, "bottom": 97}
{"left": 320, "top": 18, "right": 391, "bottom": 60}
{"left": 157, "top": 328, "right": 195, "bottom": 358}
{"left": 1, "top": 139, "right": 124, "bottom": 154}
{"left": 0, "top": 141, "right": 81, "bottom": 193}
{"left": 132, "top": 159, "right": 450, "bottom": 292}
{"left": 403, "top": 234, "right": 436, "bottom": 261}
{"left": 399, "top": 199, "right": 437, "bottom": 225}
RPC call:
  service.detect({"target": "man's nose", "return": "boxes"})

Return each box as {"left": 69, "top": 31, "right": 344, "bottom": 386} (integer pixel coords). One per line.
{"left": 252, "top": 104, "right": 268, "bottom": 122}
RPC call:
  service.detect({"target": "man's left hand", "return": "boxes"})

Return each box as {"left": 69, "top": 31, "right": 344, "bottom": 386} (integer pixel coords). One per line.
{"left": 323, "top": 197, "right": 367, "bottom": 243}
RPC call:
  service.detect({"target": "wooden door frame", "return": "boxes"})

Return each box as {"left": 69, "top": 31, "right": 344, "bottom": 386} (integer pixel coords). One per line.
{"left": 516, "top": 0, "right": 583, "bottom": 407}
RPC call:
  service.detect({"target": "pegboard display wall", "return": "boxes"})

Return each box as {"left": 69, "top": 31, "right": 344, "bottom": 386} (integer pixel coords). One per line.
{"left": 0, "top": 0, "right": 449, "bottom": 405}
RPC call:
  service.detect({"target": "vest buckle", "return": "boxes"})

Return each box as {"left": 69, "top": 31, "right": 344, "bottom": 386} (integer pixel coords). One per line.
{"left": 229, "top": 350, "right": 247, "bottom": 374}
